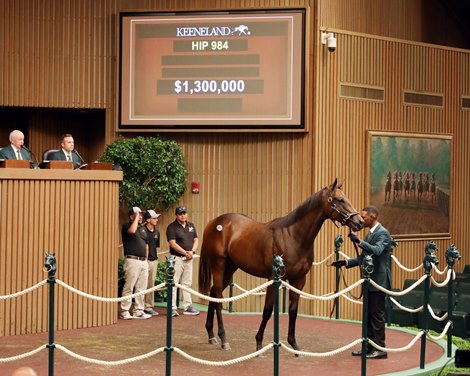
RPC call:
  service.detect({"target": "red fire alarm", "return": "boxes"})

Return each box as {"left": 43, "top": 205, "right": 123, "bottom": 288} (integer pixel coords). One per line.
{"left": 191, "top": 182, "right": 200, "bottom": 194}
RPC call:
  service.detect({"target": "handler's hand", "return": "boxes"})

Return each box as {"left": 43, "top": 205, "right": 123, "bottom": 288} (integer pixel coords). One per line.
{"left": 348, "top": 233, "right": 361, "bottom": 244}
{"left": 331, "top": 260, "right": 347, "bottom": 268}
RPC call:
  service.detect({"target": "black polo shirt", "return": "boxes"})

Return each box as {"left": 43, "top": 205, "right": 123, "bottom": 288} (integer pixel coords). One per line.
{"left": 144, "top": 226, "right": 160, "bottom": 261}
{"left": 166, "top": 220, "right": 198, "bottom": 257}
{"left": 121, "top": 222, "right": 148, "bottom": 258}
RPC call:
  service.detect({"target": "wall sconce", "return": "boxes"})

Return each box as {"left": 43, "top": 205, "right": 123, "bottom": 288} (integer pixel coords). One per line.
{"left": 321, "top": 32, "right": 336, "bottom": 52}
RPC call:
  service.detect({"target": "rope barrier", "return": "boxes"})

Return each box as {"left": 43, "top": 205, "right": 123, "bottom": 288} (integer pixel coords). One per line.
{"left": 430, "top": 269, "right": 454, "bottom": 287}
{"left": 232, "top": 282, "right": 267, "bottom": 296}
{"left": 175, "top": 280, "right": 273, "bottom": 303}
{"left": 311, "top": 253, "right": 336, "bottom": 265}
{"left": 280, "top": 338, "right": 363, "bottom": 357}
{"left": 391, "top": 255, "right": 422, "bottom": 272}
{"left": 281, "top": 279, "right": 364, "bottom": 301}
{"left": 389, "top": 297, "right": 423, "bottom": 313}
{"left": 367, "top": 330, "right": 424, "bottom": 353}
{"left": 173, "top": 344, "right": 273, "bottom": 366}
{"left": 0, "top": 279, "right": 48, "bottom": 300}
{"left": 0, "top": 345, "right": 46, "bottom": 363}
{"left": 55, "top": 344, "right": 165, "bottom": 366}
{"left": 1, "top": 247, "right": 460, "bottom": 373}
{"left": 56, "top": 279, "right": 165, "bottom": 302}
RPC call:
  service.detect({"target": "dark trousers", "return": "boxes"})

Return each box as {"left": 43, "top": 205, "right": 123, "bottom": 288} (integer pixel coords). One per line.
{"left": 367, "top": 290, "right": 386, "bottom": 350}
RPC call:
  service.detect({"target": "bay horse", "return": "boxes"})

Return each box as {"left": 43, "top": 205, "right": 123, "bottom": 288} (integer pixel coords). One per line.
{"left": 198, "top": 179, "right": 364, "bottom": 351}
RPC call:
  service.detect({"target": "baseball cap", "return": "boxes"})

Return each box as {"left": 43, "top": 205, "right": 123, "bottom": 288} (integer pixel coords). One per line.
{"left": 144, "top": 209, "right": 161, "bottom": 220}
{"left": 128, "top": 206, "right": 142, "bottom": 215}
{"left": 175, "top": 206, "right": 187, "bottom": 215}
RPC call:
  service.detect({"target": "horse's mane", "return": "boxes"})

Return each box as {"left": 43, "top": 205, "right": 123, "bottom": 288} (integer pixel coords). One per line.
{"left": 269, "top": 188, "right": 326, "bottom": 229}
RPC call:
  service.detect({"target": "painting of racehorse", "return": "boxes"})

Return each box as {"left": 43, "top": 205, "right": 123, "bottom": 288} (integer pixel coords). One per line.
{"left": 367, "top": 131, "right": 451, "bottom": 238}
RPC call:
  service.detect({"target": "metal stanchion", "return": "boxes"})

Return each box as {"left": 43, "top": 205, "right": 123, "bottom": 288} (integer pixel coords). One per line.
{"left": 44, "top": 253, "right": 57, "bottom": 376}
{"left": 445, "top": 244, "right": 461, "bottom": 357}
{"left": 334, "top": 235, "right": 343, "bottom": 319}
{"left": 228, "top": 277, "right": 234, "bottom": 313}
{"left": 360, "top": 254, "right": 373, "bottom": 376}
{"left": 165, "top": 257, "right": 175, "bottom": 376}
{"left": 272, "top": 255, "right": 284, "bottom": 376}
{"left": 420, "top": 241, "right": 439, "bottom": 369}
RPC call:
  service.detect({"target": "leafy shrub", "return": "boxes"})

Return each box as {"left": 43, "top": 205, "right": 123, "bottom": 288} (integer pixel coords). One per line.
{"left": 99, "top": 136, "right": 187, "bottom": 210}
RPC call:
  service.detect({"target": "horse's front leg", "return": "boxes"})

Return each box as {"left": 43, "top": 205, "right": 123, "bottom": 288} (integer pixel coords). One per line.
{"left": 287, "top": 278, "right": 306, "bottom": 351}
{"left": 255, "top": 285, "right": 274, "bottom": 351}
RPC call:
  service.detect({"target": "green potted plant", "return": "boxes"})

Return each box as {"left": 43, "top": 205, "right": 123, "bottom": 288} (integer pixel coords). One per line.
{"left": 99, "top": 136, "right": 187, "bottom": 209}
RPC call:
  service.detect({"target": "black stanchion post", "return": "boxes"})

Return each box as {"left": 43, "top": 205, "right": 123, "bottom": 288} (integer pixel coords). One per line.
{"left": 445, "top": 244, "right": 460, "bottom": 357}
{"left": 420, "top": 241, "right": 439, "bottom": 369}
{"left": 334, "top": 235, "right": 343, "bottom": 320}
{"left": 360, "top": 254, "right": 373, "bottom": 376}
{"left": 165, "top": 257, "right": 176, "bottom": 376}
{"left": 386, "top": 238, "right": 397, "bottom": 326}
{"left": 272, "top": 255, "right": 284, "bottom": 376}
{"left": 44, "top": 252, "right": 57, "bottom": 376}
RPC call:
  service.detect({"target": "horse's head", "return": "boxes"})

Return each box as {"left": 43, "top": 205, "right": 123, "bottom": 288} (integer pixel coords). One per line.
{"left": 423, "top": 241, "right": 439, "bottom": 271}
{"left": 326, "top": 179, "right": 364, "bottom": 232}
{"left": 445, "top": 244, "right": 461, "bottom": 267}
{"left": 44, "top": 252, "right": 57, "bottom": 274}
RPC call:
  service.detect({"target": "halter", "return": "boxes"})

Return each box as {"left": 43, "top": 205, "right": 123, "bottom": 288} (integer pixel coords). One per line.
{"left": 327, "top": 196, "right": 359, "bottom": 227}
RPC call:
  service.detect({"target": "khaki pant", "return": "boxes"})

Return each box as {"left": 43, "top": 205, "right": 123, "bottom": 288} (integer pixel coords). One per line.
{"left": 145, "top": 259, "right": 158, "bottom": 309}
{"left": 120, "top": 258, "right": 148, "bottom": 313}
{"left": 172, "top": 257, "right": 193, "bottom": 310}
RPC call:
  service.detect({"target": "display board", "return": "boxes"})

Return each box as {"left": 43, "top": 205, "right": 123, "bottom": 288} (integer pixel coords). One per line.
{"left": 119, "top": 9, "right": 306, "bottom": 130}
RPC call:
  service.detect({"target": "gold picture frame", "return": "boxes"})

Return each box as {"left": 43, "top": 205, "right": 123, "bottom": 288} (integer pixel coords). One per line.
{"left": 366, "top": 131, "right": 451, "bottom": 239}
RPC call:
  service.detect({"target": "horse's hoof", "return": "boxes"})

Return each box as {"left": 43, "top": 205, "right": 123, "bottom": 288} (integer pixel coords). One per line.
{"left": 221, "top": 342, "right": 231, "bottom": 351}
{"left": 208, "top": 337, "right": 219, "bottom": 345}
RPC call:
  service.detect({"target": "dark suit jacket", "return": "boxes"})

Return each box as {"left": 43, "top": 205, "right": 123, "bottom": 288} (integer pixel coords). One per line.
{"left": 346, "top": 223, "right": 393, "bottom": 292}
{"left": 48, "top": 150, "right": 81, "bottom": 165}
{"left": 0, "top": 145, "right": 32, "bottom": 161}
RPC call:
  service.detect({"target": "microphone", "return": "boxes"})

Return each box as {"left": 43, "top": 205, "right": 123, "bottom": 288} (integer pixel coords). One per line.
{"left": 22, "top": 145, "right": 38, "bottom": 168}
{"left": 72, "top": 149, "right": 86, "bottom": 167}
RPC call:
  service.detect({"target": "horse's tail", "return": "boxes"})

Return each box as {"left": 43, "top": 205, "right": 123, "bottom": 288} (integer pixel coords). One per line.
{"left": 198, "top": 241, "right": 212, "bottom": 295}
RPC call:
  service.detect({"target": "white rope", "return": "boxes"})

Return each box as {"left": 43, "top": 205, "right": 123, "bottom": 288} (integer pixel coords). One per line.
{"left": 427, "top": 304, "right": 448, "bottom": 321}
{"left": 281, "top": 279, "right": 364, "bottom": 301}
{"left": 368, "top": 330, "right": 424, "bottom": 353}
{"left": 427, "top": 321, "right": 452, "bottom": 340}
{"left": 0, "top": 345, "right": 46, "bottom": 363}
{"left": 432, "top": 263, "right": 448, "bottom": 275}
{"left": 391, "top": 255, "right": 422, "bottom": 272}
{"left": 55, "top": 344, "right": 165, "bottom": 366}
{"left": 175, "top": 280, "right": 273, "bottom": 303}
{"left": 338, "top": 251, "right": 351, "bottom": 260}
{"left": 280, "top": 338, "right": 363, "bottom": 357}
{"left": 0, "top": 279, "right": 48, "bottom": 300}
{"left": 312, "top": 253, "right": 336, "bottom": 265}
{"left": 340, "top": 293, "right": 363, "bottom": 304}
{"left": 389, "top": 297, "right": 423, "bottom": 313}
{"left": 370, "top": 274, "right": 427, "bottom": 296}
{"left": 430, "top": 269, "right": 453, "bottom": 288}
{"left": 232, "top": 283, "right": 266, "bottom": 296}
{"left": 56, "top": 279, "right": 165, "bottom": 302}
{"left": 173, "top": 344, "right": 273, "bottom": 366}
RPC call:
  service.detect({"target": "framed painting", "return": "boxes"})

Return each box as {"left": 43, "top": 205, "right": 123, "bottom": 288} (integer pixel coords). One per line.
{"left": 367, "top": 131, "right": 451, "bottom": 239}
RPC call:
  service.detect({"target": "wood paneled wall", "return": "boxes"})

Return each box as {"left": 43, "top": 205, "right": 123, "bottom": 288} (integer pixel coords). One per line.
{"left": 0, "top": 0, "right": 469, "bottom": 325}
{"left": 0, "top": 169, "right": 122, "bottom": 335}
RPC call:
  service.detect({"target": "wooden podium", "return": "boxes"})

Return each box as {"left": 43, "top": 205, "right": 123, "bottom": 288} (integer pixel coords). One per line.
{"left": 0, "top": 159, "right": 30, "bottom": 168}
{"left": 0, "top": 168, "right": 123, "bottom": 336}
{"left": 45, "top": 160, "right": 73, "bottom": 169}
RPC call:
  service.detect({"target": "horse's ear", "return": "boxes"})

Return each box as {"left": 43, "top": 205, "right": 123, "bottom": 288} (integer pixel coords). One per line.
{"left": 328, "top": 178, "right": 338, "bottom": 191}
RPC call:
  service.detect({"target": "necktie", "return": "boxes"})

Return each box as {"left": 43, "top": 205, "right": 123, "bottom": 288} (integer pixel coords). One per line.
{"left": 67, "top": 154, "right": 71, "bottom": 162}
{"left": 17, "top": 149, "right": 22, "bottom": 160}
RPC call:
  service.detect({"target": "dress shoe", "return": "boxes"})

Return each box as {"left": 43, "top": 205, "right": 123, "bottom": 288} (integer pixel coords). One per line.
{"left": 366, "top": 350, "right": 388, "bottom": 359}
{"left": 351, "top": 349, "right": 372, "bottom": 356}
